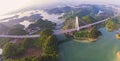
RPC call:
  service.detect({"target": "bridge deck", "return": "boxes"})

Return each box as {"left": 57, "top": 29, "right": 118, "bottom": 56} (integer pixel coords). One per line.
{"left": 0, "top": 35, "right": 40, "bottom": 38}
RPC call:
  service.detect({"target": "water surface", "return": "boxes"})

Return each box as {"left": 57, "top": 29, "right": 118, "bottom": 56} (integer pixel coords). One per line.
{"left": 59, "top": 28, "right": 120, "bottom": 61}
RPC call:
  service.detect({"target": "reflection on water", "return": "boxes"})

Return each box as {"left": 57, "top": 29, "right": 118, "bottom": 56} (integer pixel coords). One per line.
{"left": 59, "top": 28, "right": 120, "bottom": 61}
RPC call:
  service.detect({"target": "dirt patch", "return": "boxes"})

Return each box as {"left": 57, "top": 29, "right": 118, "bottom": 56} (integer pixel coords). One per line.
{"left": 15, "top": 39, "right": 24, "bottom": 44}
{"left": 12, "top": 47, "right": 42, "bottom": 59}
{"left": 23, "top": 47, "right": 42, "bottom": 58}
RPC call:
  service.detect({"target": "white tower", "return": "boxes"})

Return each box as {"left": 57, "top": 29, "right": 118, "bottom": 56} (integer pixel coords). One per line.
{"left": 75, "top": 16, "right": 80, "bottom": 31}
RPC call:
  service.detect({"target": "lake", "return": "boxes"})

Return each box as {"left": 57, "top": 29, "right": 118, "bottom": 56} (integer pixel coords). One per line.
{"left": 30, "top": 11, "right": 120, "bottom": 61}
{"left": 0, "top": 10, "right": 119, "bottom": 61}
{"left": 59, "top": 28, "right": 120, "bottom": 61}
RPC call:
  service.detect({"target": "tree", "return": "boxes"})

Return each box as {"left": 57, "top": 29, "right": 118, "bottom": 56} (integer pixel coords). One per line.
{"left": 3, "top": 29, "right": 58, "bottom": 61}
{"left": 88, "top": 28, "right": 101, "bottom": 39}
{"left": 74, "top": 28, "right": 101, "bottom": 39}
{"left": 8, "top": 28, "right": 27, "bottom": 35}
{"left": 40, "top": 55, "right": 58, "bottom": 61}
{"left": 82, "top": 15, "right": 96, "bottom": 23}
{"left": 42, "top": 35, "right": 58, "bottom": 55}
{"left": 34, "top": 29, "right": 53, "bottom": 47}
{"left": 22, "top": 38, "right": 36, "bottom": 48}
{"left": 3, "top": 43, "right": 24, "bottom": 59}
{"left": 12, "top": 24, "right": 25, "bottom": 29}
{"left": 3, "top": 43, "right": 15, "bottom": 59}
{"left": 105, "top": 18, "right": 116, "bottom": 31}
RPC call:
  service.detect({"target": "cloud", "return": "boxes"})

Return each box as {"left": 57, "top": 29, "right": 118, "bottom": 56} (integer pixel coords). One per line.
{"left": 0, "top": 0, "right": 31, "bottom": 15}
{"left": 1, "top": 0, "right": 120, "bottom": 16}
{"left": 30, "top": 0, "right": 61, "bottom": 5}
{"left": 0, "top": 10, "right": 43, "bottom": 27}
{"left": 60, "top": 0, "right": 120, "bottom": 5}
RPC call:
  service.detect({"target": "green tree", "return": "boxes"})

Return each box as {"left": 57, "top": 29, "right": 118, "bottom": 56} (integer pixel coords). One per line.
{"left": 8, "top": 28, "right": 27, "bottom": 35}
{"left": 3, "top": 43, "right": 24, "bottom": 59}
{"left": 82, "top": 15, "right": 96, "bottom": 23}
{"left": 88, "top": 28, "right": 101, "bottom": 39}
{"left": 42, "top": 35, "right": 58, "bottom": 55}
{"left": 105, "top": 18, "right": 116, "bottom": 31}
{"left": 22, "top": 38, "right": 36, "bottom": 48}
{"left": 34, "top": 29, "right": 53, "bottom": 47}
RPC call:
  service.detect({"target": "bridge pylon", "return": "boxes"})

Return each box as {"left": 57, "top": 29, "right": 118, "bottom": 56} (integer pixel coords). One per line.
{"left": 75, "top": 16, "right": 80, "bottom": 31}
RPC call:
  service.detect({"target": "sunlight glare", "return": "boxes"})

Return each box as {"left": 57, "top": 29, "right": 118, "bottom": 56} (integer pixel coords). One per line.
{"left": 0, "top": 0, "right": 31, "bottom": 15}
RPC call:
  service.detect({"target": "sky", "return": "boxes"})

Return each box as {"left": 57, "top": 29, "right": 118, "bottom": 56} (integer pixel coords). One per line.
{"left": 0, "top": 0, "right": 120, "bottom": 15}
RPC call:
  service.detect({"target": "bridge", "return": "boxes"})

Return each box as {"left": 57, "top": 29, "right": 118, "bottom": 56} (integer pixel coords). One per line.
{"left": 0, "top": 16, "right": 111, "bottom": 38}
{"left": 53, "top": 16, "right": 109, "bottom": 35}
{"left": 0, "top": 35, "right": 40, "bottom": 38}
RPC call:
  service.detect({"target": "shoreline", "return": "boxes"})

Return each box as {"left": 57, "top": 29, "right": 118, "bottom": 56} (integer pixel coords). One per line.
{"left": 73, "top": 36, "right": 101, "bottom": 43}
{"left": 74, "top": 38, "right": 96, "bottom": 43}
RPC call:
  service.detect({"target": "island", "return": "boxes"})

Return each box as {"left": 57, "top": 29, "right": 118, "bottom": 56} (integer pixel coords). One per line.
{"left": 115, "top": 33, "right": 120, "bottom": 39}
{"left": 117, "top": 51, "right": 120, "bottom": 59}
{"left": 73, "top": 28, "right": 102, "bottom": 42}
